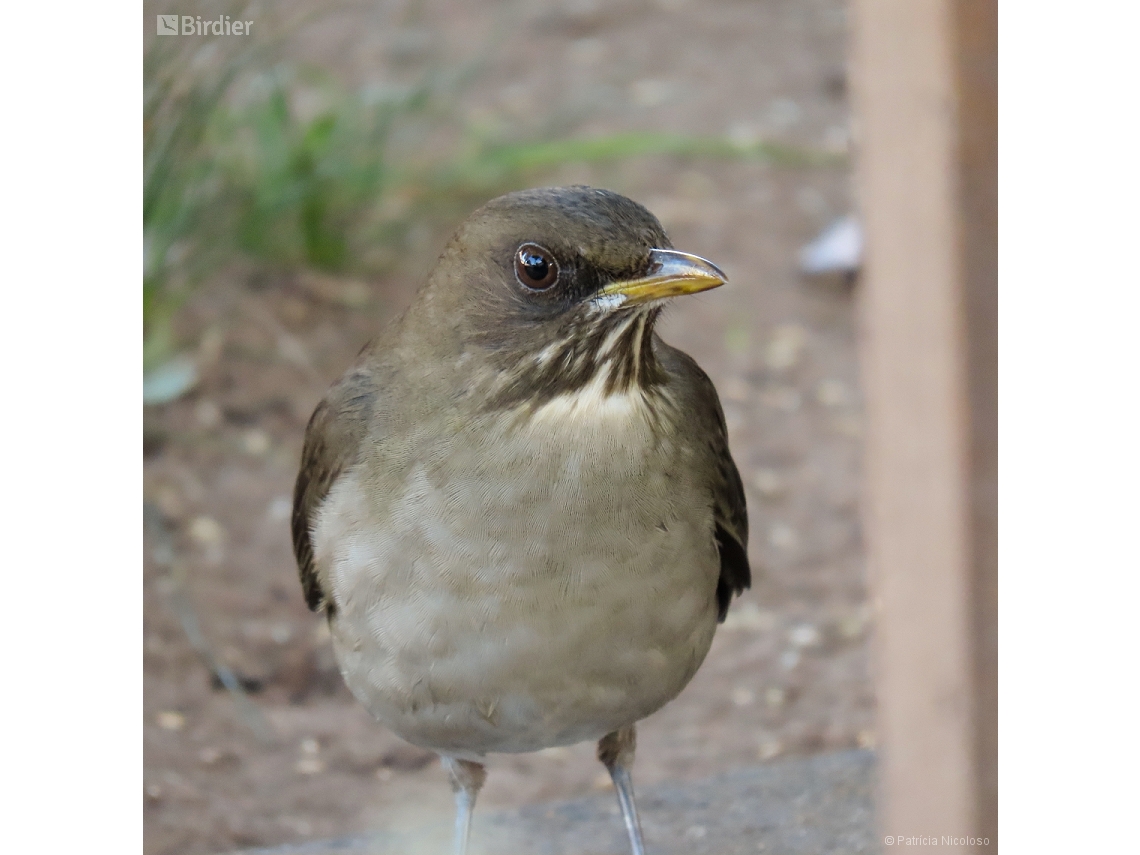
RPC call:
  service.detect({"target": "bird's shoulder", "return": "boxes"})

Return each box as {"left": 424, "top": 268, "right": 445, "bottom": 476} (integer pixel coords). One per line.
{"left": 291, "top": 356, "right": 386, "bottom": 613}
{"left": 657, "top": 340, "right": 751, "bottom": 621}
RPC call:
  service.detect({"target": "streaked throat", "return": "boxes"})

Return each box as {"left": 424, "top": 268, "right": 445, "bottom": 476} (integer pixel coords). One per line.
{"left": 485, "top": 308, "right": 664, "bottom": 414}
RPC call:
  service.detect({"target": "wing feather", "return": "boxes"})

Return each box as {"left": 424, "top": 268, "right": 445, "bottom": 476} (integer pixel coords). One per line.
{"left": 659, "top": 343, "right": 751, "bottom": 621}
{"left": 291, "top": 369, "right": 377, "bottom": 613}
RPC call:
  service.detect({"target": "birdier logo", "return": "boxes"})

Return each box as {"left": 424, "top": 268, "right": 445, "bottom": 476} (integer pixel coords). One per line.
{"left": 156, "top": 14, "right": 253, "bottom": 36}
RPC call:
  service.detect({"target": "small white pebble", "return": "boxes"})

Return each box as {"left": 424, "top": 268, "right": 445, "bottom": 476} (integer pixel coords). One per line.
{"left": 268, "top": 496, "right": 292, "bottom": 522}
{"left": 721, "top": 603, "right": 777, "bottom": 632}
{"left": 731, "top": 687, "right": 755, "bottom": 707}
{"left": 156, "top": 710, "right": 185, "bottom": 731}
{"left": 242, "top": 429, "right": 271, "bottom": 456}
{"left": 765, "top": 324, "right": 807, "bottom": 371}
{"left": 752, "top": 469, "right": 786, "bottom": 498}
{"left": 295, "top": 757, "right": 325, "bottom": 776}
{"left": 765, "top": 687, "right": 787, "bottom": 709}
{"left": 188, "top": 515, "right": 224, "bottom": 546}
{"left": 758, "top": 739, "right": 783, "bottom": 761}
{"left": 769, "top": 523, "right": 800, "bottom": 551}
{"left": 300, "top": 738, "right": 320, "bottom": 755}
{"left": 789, "top": 623, "right": 821, "bottom": 648}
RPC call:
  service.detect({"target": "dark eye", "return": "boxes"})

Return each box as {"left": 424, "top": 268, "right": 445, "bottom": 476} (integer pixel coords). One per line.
{"left": 514, "top": 243, "right": 559, "bottom": 290}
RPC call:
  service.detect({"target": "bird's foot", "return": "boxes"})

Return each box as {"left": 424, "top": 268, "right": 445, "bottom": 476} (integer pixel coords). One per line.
{"left": 441, "top": 756, "right": 486, "bottom": 855}
{"left": 598, "top": 726, "right": 647, "bottom": 855}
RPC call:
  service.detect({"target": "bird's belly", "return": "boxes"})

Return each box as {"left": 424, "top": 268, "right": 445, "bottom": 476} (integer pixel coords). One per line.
{"left": 314, "top": 414, "right": 720, "bottom": 757}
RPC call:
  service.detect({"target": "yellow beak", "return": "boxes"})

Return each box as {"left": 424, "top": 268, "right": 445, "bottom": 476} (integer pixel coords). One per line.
{"left": 595, "top": 249, "right": 728, "bottom": 307}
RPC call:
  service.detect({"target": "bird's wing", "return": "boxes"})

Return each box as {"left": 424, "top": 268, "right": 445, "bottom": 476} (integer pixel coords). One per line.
{"left": 660, "top": 344, "right": 751, "bottom": 621}
{"left": 292, "top": 367, "right": 378, "bottom": 613}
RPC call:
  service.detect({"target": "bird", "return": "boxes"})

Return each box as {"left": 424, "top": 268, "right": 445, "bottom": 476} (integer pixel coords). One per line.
{"left": 291, "top": 185, "right": 750, "bottom": 855}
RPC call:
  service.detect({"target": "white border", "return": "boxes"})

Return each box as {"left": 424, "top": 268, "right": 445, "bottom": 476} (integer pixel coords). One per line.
{"left": 2, "top": 2, "right": 139, "bottom": 848}
{"left": 1001, "top": 2, "right": 1140, "bottom": 851}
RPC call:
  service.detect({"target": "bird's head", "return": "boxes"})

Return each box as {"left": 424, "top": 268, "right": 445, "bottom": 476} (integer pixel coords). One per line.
{"left": 411, "top": 186, "right": 727, "bottom": 410}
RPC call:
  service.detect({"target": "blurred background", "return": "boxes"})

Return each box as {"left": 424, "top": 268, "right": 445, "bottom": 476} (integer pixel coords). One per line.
{"left": 142, "top": 1, "right": 870, "bottom": 853}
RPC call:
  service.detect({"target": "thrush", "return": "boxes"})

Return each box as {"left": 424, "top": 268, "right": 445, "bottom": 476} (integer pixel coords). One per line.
{"left": 292, "top": 186, "right": 750, "bottom": 855}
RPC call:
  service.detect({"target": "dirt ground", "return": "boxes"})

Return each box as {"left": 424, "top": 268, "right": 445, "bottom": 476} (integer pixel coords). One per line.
{"left": 143, "top": 1, "right": 872, "bottom": 853}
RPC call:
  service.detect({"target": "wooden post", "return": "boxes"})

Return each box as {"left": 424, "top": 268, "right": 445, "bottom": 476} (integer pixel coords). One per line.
{"left": 850, "top": 1, "right": 997, "bottom": 851}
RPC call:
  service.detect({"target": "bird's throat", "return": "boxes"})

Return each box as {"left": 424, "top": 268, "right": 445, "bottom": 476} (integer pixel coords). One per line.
{"left": 483, "top": 308, "right": 664, "bottom": 414}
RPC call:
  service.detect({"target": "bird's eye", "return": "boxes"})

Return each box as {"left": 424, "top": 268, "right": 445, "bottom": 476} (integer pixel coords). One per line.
{"left": 514, "top": 243, "right": 559, "bottom": 291}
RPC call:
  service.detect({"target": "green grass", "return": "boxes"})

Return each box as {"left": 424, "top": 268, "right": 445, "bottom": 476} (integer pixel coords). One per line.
{"left": 452, "top": 131, "right": 834, "bottom": 180}
{"left": 144, "top": 11, "right": 253, "bottom": 369}
{"left": 218, "top": 69, "right": 431, "bottom": 272}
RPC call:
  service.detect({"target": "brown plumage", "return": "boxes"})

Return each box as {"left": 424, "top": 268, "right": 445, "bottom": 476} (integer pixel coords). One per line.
{"left": 290, "top": 186, "right": 749, "bottom": 855}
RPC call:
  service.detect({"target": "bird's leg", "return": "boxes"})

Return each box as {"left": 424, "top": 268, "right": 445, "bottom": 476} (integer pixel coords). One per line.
{"left": 441, "top": 756, "right": 486, "bottom": 855}
{"left": 598, "top": 725, "right": 646, "bottom": 855}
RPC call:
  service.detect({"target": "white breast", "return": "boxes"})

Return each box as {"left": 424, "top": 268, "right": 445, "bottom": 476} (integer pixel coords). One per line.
{"left": 312, "top": 384, "right": 721, "bottom": 758}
